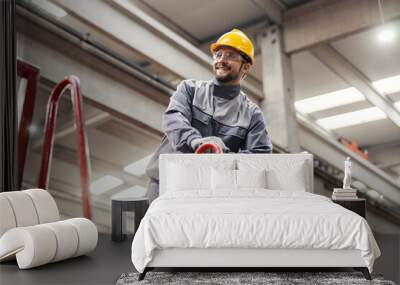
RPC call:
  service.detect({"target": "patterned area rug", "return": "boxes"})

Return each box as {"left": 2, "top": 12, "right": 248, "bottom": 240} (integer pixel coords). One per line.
{"left": 116, "top": 271, "right": 396, "bottom": 285}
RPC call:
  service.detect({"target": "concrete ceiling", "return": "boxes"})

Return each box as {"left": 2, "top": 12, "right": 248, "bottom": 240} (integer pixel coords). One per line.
{"left": 332, "top": 21, "right": 400, "bottom": 82}
{"left": 291, "top": 51, "right": 350, "bottom": 100}
{"left": 140, "top": 0, "right": 267, "bottom": 42}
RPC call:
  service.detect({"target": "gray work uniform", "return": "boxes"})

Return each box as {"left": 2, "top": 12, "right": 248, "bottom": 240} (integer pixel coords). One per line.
{"left": 145, "top": 79, "right": 273, "bottom": 201}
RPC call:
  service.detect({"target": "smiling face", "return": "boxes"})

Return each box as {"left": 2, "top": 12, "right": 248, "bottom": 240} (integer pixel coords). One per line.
{"left": 212, "top": 46, "right": 251, "bottom": 85}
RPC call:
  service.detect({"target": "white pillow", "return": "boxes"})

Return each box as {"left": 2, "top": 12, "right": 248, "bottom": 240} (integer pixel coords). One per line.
{"left": 211, "top": 168, "right": 268, "bottom": 191}
{"left": 211, "top": 168, "right": 236, "bottom": 190}
{"left": 236, "top": 169, "right": 268, "bottom": 189}
{"left": 238, "top": 159, "right": 307, "bottom": 191}
{"left": 167, "top": 162, "right": 211, "bottom": 192}
{"left": 266, "top": 164, "right": 306, "bottom": 191}
{"left": 165, "top": 158, "right": 236, "bottom": 193}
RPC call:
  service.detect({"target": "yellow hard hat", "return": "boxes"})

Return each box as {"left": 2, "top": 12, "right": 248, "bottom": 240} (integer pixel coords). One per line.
{"left": 210, "top": 29, "right": 255, "bottom": 64}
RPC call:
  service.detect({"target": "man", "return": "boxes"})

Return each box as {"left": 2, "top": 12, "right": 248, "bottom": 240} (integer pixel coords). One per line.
{"left": 145, "top": 29, "right": 273, "bottom": 201}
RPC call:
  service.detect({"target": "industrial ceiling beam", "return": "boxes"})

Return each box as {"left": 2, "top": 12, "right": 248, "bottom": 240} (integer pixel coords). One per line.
{"left": 52, "top": 0, "right": 264, "bottom": 99}
{"left": 297, "top": 114, "right": 400, "bottom": 205}
{"left": 130, "top": 0, "right": 201, "bottom": 45}
{"left": 369, "top": 145, "right": 400, "bottom": 170}
{"left": 32, "top": 111, "right": 111, "bottom": 150}
{"left": 283, "top": 0, "right": 400, "bottom": 54}
{"left": 50, "top": 144, "right": 147, "bottom": 188}
{"left": 311, "top": 44, "right": 400, "bottom": 128}
{"left": 24, "top": 150, "right": 146, "bottom": 209}
{"left": 17, "top": 15, "right": 165, "bottom": 134}
{"left": 377, "top": 161, "right": 400, "bottom": 170}
{"left": 250, "top": 0, "right": 283, "bottom": 25}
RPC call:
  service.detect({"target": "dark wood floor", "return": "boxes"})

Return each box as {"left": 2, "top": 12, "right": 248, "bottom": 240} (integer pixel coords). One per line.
{"left": 0, "top": 233, "right": 134, "bottom": 285}
{"left": 1, "top": 232, "right": 398, "bottom": 284}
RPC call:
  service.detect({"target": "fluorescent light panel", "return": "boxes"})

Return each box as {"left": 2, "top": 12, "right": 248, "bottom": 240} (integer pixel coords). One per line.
{"left": 295, "top": 74, "right": 400, "bottom": 114}
{"left": 316, "top": 107, "right": 387, "bottom": 129}
{"left": 124, "top": 154, "right": 152, "bottom": 176}
{"left": 378, "top": 28, "right": 396, "bottom": 44}
{"left": 111, "top": 185, "right": 147, "bottom": 200}
{"left": 90, "top": 175, "right": 123, "bottom": 195}
{"left": 295, "top": 87, "right": 364, "bottom": 113}
{"left": 373, "top": 74, "right": 400, "bottom": 95}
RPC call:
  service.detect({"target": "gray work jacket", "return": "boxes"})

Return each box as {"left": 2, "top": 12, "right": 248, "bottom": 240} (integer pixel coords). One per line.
{"left": 146, "top": 79, "right": 273, "bottom": 181}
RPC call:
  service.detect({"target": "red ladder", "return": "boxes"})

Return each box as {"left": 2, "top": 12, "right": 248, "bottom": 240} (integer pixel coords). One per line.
{"left": 37, "top": 76, "right": 92, "bottom": 219}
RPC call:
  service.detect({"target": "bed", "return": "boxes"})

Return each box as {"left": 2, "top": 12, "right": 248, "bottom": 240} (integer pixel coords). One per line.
{"left": 131, "top": 154, "right": 380, "bottom": 280}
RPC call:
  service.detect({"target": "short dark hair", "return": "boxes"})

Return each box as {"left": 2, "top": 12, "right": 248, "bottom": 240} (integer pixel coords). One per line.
{"left": 240, "top": 52, "right": 251, "bottom": 64}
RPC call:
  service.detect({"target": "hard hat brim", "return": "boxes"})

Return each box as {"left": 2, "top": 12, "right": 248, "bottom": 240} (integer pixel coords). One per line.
{"left": 210, "top": 43, "right": 254, "bottom": 64}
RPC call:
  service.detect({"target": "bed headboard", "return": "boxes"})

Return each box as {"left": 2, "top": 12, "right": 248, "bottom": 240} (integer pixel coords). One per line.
{"left": 159, "top": 153, "right": 314, "bottom": 195}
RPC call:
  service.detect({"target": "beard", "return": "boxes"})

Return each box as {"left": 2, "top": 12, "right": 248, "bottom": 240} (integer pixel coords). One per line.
{"left": 214, "top": 63, "right": 241, "bottom": 84}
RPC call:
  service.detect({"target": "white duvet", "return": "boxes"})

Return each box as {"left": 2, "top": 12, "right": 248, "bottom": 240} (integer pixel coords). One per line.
{"left": 131, "top": 190, "right": 380, "bottom": 273}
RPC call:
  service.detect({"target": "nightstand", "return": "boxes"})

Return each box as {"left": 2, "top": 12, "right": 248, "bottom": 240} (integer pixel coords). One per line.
{"left": 112, "top": 197, "right": 149, "bottom": 242}
{"left": 332, "top": 198, "right": 366, "bottom": 218}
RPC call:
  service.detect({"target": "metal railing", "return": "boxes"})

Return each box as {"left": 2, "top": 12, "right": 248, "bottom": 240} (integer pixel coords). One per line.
{"left": 37, "top": 76, "right": 92, "bottom": 219}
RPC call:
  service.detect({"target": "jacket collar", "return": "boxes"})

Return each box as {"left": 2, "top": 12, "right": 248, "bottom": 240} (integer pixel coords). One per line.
{"left": 212, "top": 78, "right": 241, "bottom": 100}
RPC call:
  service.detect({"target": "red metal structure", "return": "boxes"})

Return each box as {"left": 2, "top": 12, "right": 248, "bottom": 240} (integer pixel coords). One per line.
{"left": 37, "top": 76, "right": 92, "bottom": 219}
{"left": 339, "top": 137, "right": 368, "bottom": 160}
{"left": 17, "top": 59, "right": 40, "bottom": 188}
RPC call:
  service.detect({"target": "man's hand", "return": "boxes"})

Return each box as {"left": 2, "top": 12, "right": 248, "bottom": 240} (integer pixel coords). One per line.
{"left": 190, "top": 136, "right": 230, "bottom": 153}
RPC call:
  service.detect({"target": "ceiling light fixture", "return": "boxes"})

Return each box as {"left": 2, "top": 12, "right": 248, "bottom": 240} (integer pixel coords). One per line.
{"left": 295, "top": 74, "right": 400, "bottom": 114}
{"left": 124, "top": 154, "right": 153, "bottom": 176}
{"left": 316, "top": 107, "right": 387, "bottom": 129}
{"left": 90, "top": 175, "right": 123, "bottom": 195}
{"left": 377, "top": 0, "right": 396, "bottom": 43}
{"left": 28, "top": 124, "right": 39, "bottom": 135}
{"left": 111, "top": 186, "right": 147, "bottom": 200}
{"left": 295, "top": 87, "right": 365, "bottom": 114}
{"left": 373, "top": 74, "right": 400, "bottom": 95}
{"left": 378, "top": 28, "right": 395, "bottom": 43}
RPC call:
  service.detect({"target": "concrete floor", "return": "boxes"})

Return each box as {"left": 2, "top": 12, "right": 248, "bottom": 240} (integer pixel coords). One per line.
{"left": 0, "top": 233, "right": 134, "bottom": 285}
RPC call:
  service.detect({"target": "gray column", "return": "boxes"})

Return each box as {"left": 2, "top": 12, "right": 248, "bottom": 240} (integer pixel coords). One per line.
{"left": 259, "top": 25, "right": 300, "bottom": 153}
